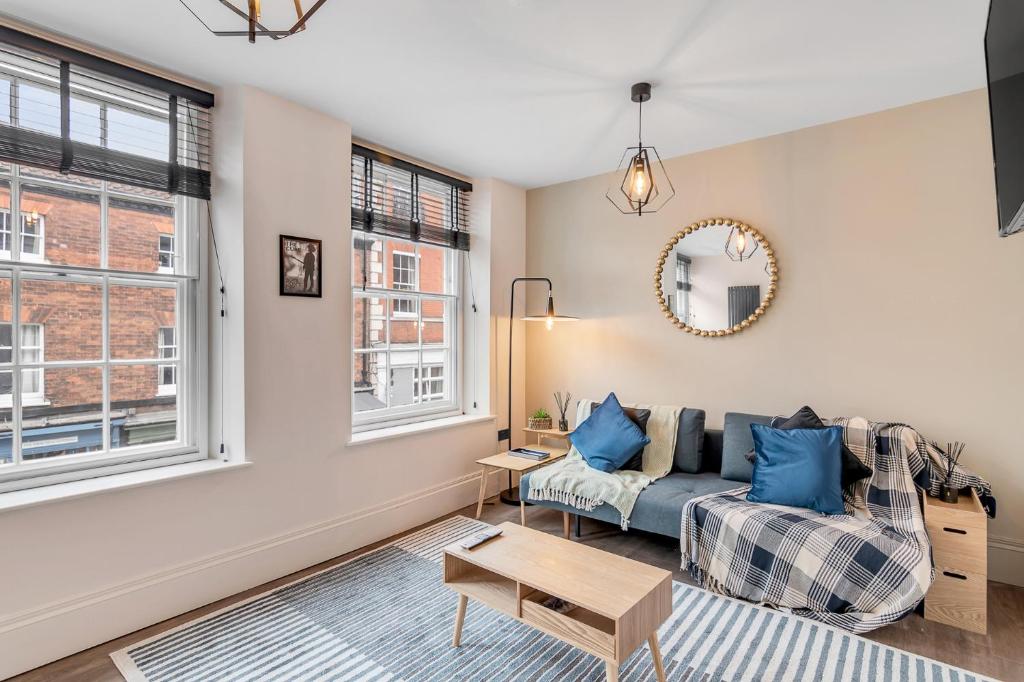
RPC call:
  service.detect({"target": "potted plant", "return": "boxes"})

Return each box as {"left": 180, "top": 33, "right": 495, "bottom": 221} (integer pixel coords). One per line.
{"left": 528, "top": 408, "right": 552, "bottom": 431}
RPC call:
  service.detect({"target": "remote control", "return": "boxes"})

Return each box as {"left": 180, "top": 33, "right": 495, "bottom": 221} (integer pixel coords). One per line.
{"left": 459, "top": 527, "right": 503, "bottom": 550}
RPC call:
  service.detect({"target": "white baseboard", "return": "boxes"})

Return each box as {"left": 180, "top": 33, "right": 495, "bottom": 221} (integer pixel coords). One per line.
{"left": 0, "top": 467, "right": 506, "bottom": 680}
{"left": 989, "top": 535, "right": 1024, "bottom": 587}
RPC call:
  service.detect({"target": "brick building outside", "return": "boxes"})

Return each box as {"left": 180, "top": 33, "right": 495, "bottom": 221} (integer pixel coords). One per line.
{"left": 0, "top": 168, "right": 178, "bottom": 462}
{"left": 352, "top": 234, "right": 448, "bottom": 413}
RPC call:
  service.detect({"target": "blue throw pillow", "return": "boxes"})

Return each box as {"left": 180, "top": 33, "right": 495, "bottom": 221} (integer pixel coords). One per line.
{"left": 747, "top": 424, "right": 846, "bottom": 515}
{"left": 569, "top": 393, "right": 651, "bottom": 473}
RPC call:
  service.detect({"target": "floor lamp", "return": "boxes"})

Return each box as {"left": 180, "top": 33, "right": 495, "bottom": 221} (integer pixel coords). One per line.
{"left": 499, "top": 277, "right": 577, "bottom": 504}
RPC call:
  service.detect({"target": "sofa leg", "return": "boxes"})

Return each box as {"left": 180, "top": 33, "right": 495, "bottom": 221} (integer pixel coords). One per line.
{"left": 574, "top": 514, "right": 581, "bottom": 538}
{"left": 562, "top": 512, "right": 571, "bottom": 539}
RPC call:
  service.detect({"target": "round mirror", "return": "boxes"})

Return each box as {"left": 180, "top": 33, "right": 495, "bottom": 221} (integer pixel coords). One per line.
{"left": 655, "top": 218, "right": 779, "bottom": 337}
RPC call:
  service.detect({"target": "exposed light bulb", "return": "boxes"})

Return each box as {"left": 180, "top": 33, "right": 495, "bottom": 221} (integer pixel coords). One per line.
{"left": 736, "top": 231, "right": 746, "bottom": 254}
{"left": 253, "top": 0, "right": 262, "bottom": 19}
{"left": 633, "top": 170, "right": 646, "bottom": 197}
{"left": 545, "top": 317, "right": 553, "bottom": 331}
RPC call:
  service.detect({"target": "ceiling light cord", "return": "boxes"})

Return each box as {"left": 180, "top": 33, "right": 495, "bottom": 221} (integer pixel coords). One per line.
{"left": 638, "top": 98, "right": 643, "bottom": 148}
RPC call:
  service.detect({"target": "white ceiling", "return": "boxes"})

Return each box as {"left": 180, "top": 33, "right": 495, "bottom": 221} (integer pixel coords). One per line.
{"left": 0, "top": 1, "right": 991, "bottom": 188}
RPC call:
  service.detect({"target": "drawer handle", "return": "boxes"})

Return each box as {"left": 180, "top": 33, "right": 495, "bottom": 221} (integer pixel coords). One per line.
{"left": 942, "top": 571, "right": 968, "bottom": 580}
{"left": 942, "top": 527, "right": 967, "bottom": 535}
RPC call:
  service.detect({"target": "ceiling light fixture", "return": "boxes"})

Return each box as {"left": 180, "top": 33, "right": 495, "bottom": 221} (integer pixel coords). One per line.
{"left": 179, "top": 0, "right": 331, "bottom": 43}
{"left": 606, "top": 82, "right": 675, "bottom": 217}
{"left": 724, "top": 223, "right": 759, "bottom": 262}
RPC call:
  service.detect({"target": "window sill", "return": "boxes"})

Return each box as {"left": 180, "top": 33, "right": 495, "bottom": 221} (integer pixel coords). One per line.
{"left": 0, "top": 458, "right": 251, "bottom": 514}
{"left": 347, "top": 413, "right": 495, "bottom": 447}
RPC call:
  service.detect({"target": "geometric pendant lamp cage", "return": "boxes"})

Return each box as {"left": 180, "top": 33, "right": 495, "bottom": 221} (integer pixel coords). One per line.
{"left": 179, "top": 0, "right": 331, "bottom": 43}
{"left": 605, "top": 82, "right": 676, "bottom": 216}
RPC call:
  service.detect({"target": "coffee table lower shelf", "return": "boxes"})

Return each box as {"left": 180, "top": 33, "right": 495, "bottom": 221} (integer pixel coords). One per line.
{"left": 443, "top": 548, "right": 667, "bottom": 682}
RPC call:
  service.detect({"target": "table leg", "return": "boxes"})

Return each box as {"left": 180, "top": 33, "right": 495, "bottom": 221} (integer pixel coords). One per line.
{"left": 648, "top": 634, "right": 666, "bottom": 682}
{"left": 452, "top": 594, "right": 468, "bottom": 647}
{"left": 520, "top": 499, "right": 526, "bottom": 526}
{"left": 563, "top": 512, "right": 571, "bottom": 539}
{"left": 475, "top": 466, "right": 490, "bottom": 520}
{"left": 605, "top": 660, "right": 619, "bottom": 681}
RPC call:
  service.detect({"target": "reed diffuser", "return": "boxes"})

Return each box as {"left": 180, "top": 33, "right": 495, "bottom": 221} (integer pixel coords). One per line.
{"left": 936, "top": 441, "right": 966, "bottom": 503}
{"left": 554, "top": 391, "right": 572, "bottom": 432}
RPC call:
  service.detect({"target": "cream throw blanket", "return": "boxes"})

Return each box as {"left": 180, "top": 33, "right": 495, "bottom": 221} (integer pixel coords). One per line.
{"left": 526, "top": 399, "right": 680, "bottom": 529}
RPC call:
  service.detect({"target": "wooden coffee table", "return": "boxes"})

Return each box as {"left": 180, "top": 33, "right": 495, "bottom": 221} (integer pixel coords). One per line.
{"left": 443, "top": 522, "right": 672, "bottom": 681}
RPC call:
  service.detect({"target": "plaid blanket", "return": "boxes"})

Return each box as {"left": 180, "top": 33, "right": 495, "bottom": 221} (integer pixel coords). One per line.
{"left": 681, "top": 417, "right": 994, "bottom": 633}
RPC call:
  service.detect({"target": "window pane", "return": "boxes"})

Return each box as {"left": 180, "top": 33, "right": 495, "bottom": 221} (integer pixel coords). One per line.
{"left": 353, "top": 294, "right": 386, "bottom": 350}
{"left": 18, "top": 82, "right": 60, "bottom": 136}
{"left": 21, "top": 275, "right": 102, "bottom": 361}
{"left": 421, "top": 298, "right": 448, "bottom": 347}
{"left": 353, "top": 351, "right": 386, "bottom": 413}
{"left": 386, "top": 241, "right": 416, "bottom": 290}
{"left": 0, "top": 79, "right": 9, "bottom": 125}
{"left": 109, "top": 283, "right": 176, "bottom": 359}
{"left": 20, "top": 366, "right": 103, "bottom": 462}
{"left": 110, "top": 364, "right": 177, "bottom": 449}
{"left": 352, "top": 233, "right": 383, "bottom": 288}
{"left": 20, "top": 183, "right": 102, "bottom": 266}
{"left": 388, "top": 350, "right": 418, "bottom": 408}
{"left": 20, "top": 166, "right": 101, "bottom": 188}
{"left": 69, "top": 96, "right": 101, "bottom": 146}
{"left": 417, "top": 243, "right": 452, "bottom": 295}
{"left": 108, "top": 106, "right": 170, "bottom": 161}
{"left": 107, "top": 196, "right": 176, "bottom": 273}
{"left": 417, "top": 353, "right": 448, "bottom": 403}
{"left": 390, "top": 296, "right": 419, "bottom": 346}
{"left": 0, "top": 179, "right": 9, "bottom": 254}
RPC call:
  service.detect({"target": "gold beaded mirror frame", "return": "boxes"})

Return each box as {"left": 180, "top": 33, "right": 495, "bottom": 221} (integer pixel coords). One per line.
{"left": 655, "top": 217, "right": 779, "bottom": 337}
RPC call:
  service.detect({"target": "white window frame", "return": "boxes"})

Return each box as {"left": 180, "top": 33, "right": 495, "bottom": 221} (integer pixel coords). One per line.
{"left": 158, "top": 233, "right": 175, "bottom": 274}
{"left": 19, "top": 212, "right": 44, "bottom": 262}
{"left": 414, "top": 364, "right": 444, "bottom": 401}
{"left": 352, "top": 234, "right": 460, "bottom": 432}
{"left": 0, "top": 161, "right": 206, "bottom": 494}
{"left": 391, "top": 249, "right": 417, "bottom": 317}
{"left": 157, "top": 326, "right": 176, "bottom": 396}
{"left": 0, "top": 209, "right": 44, "bottom": 263}
{"left": 0, "top": 322, "right": 45, "bottom": 407}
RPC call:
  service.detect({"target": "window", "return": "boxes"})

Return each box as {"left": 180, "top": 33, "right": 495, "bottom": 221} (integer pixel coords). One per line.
{"left": 157, "top": 327, "right": 176, "bottom": 396}
{"left": 158, "top": 234, "right": 174, "bottom": 273}
{"left": 414, "top": 365, "right": 444, "bottom": 401}
{"left": 675, "top": 253, "right": 691, "bottom": 323}
{"left": 0, "top": 209, "right": 44, "bottom": 261}
{"left": 0, "top": 31, "right": 211, "bottom": 490}
{"left": 351, "top": 146, "right": 470, "bottom": 431}
{"left": 352, "top": 236, "right": 458, "bottom": 429}
{"left": 391, "top": 250, "right": 417, "bottom": 316}
{"left": 0, "top": 323, "right": 43, "bottom": 406}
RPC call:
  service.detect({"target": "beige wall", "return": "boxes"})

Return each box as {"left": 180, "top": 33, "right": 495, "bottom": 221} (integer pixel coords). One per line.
{"left": 0, "top": 87, "right": 518, "bottom": 678}
{"left": 525, "top": 90, "right": 1024, "bottom": 585}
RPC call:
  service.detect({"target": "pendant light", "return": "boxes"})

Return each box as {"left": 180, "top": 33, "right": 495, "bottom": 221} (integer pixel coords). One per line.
{"left": 724, "top": 223, "right": 760, "bottom": 261}
{"left": 180, "top": 0, "right": 331, "bottom": 43}
{"left": 606, "top": 82, "right": 675, "bottom": 216}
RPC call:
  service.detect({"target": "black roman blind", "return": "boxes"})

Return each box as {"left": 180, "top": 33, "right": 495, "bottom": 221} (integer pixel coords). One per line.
{"left": 0, "top": 26, "right": 214, "bottom": 200}
{"left": 351, "top": 144, "right": 471, "bottom": 252}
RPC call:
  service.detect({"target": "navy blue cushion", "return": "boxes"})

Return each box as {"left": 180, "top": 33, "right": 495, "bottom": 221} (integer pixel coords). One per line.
{"left": 569, "top": 392, "right": 651, "bottom": 473}
{"left": 747, "top": 424, "right": 846, "bottom": 515}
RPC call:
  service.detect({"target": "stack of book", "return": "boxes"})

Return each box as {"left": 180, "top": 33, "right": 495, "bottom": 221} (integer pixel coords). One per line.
{"left": 509, "top": 447, "right": 550, "bottom": 461}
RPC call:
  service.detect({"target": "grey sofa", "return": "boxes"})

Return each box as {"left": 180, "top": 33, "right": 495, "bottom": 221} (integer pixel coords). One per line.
{"left": 520, "top": 410, "right": 773, "bottom": 538}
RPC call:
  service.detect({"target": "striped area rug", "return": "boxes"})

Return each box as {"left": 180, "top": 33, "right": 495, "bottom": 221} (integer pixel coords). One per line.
{"left": 111, "top": 516, "right": 993, "bottom": 681}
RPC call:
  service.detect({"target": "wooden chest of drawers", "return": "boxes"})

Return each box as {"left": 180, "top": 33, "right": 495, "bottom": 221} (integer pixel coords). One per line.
{"left": 923, "top": 488, "right": 987, "bottom": 634}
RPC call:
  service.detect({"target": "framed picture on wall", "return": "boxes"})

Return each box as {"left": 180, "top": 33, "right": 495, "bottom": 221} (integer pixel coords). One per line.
{"left": 280, "top": 235, "right": 323, "bottom": 298}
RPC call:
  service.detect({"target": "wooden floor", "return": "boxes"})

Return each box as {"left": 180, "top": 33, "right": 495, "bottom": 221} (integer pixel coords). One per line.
{"left": 12, "top": 501, "right": 1024, "bottom": 682}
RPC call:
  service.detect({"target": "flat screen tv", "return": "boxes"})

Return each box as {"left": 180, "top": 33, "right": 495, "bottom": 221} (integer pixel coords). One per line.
{"left": 986, "top": 0, "right": 1024, "bottom": 237}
